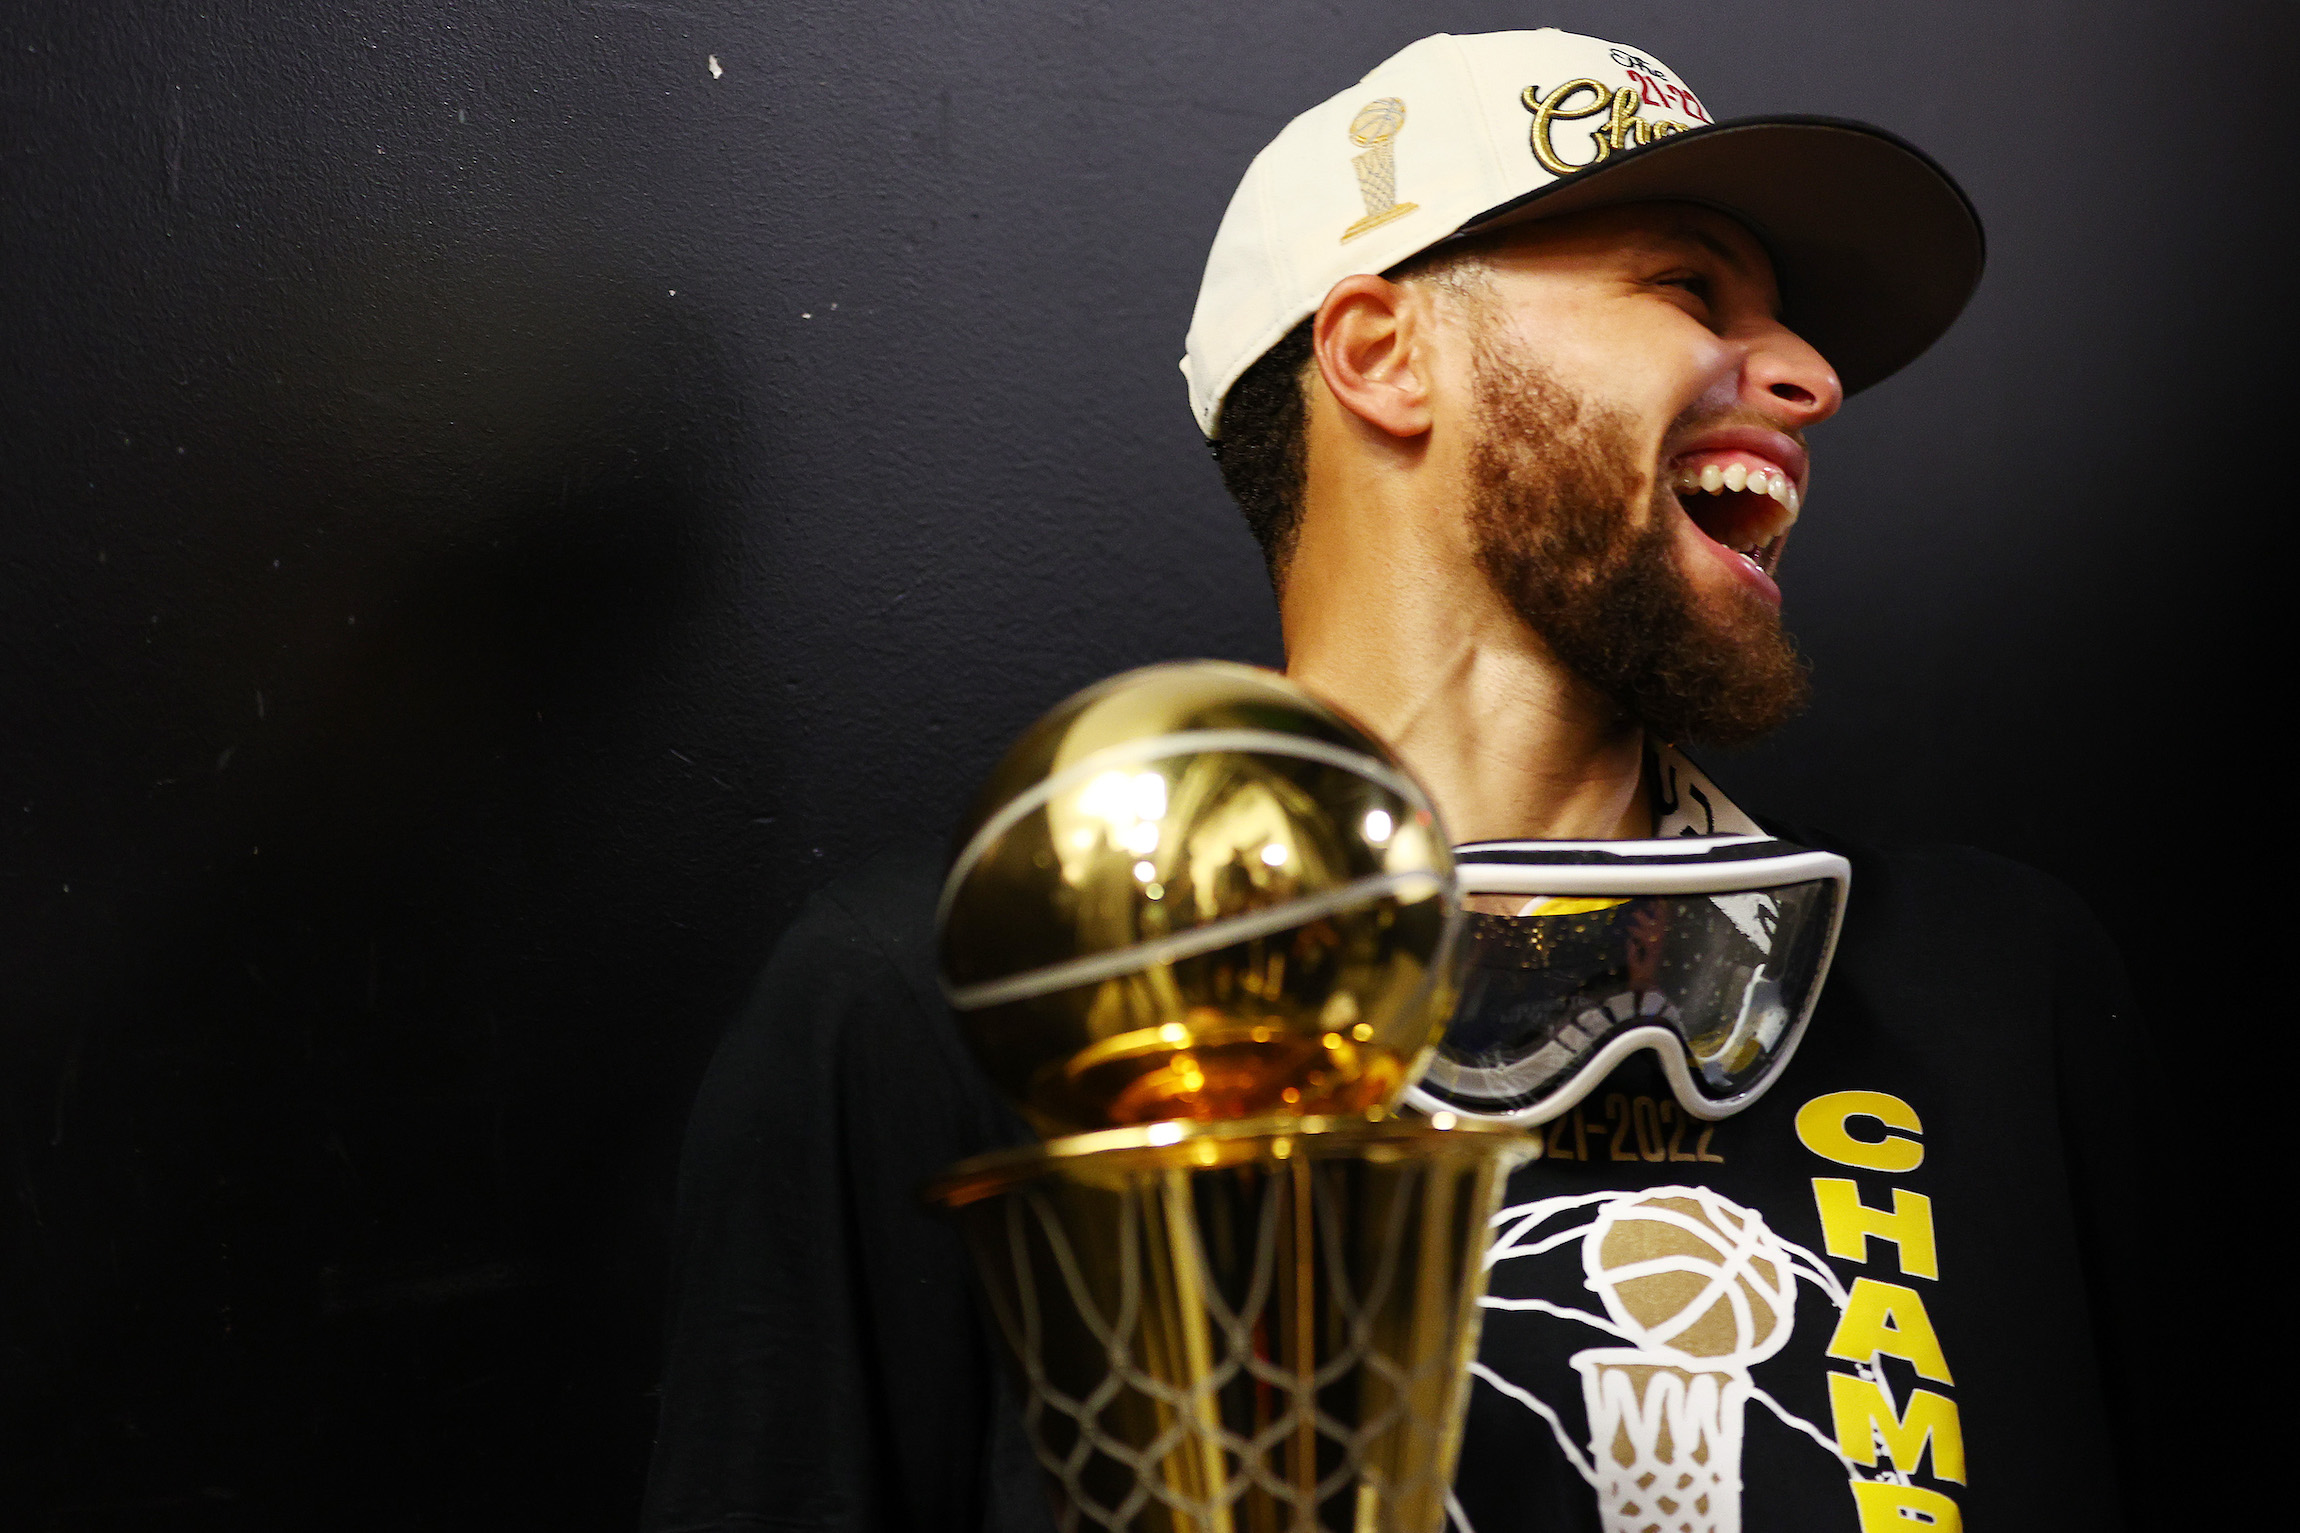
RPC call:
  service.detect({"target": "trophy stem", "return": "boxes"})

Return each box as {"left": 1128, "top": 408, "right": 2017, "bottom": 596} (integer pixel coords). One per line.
{"left": 1151, "top": 1170, "right": 1233, "bottom": 1529}
{"left": 928, "top": 1114, "right": 1538, "bottom": 1533}
{"left": 1286, "top": 1155, "right": 1317, "bottom": 1524}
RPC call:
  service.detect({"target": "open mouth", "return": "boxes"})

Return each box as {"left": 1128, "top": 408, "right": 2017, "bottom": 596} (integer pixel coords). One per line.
{"left": 1668, "top": 450, "right": 1802, "bottom": 580}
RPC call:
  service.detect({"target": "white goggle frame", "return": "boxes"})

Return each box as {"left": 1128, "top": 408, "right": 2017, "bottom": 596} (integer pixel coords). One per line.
{"left": 1404, "top": 835, "right": 1850, "bottom": 1127}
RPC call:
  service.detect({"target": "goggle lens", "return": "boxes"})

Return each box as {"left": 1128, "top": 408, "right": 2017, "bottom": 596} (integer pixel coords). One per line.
{"left": 1419, "top": 876, "right": 1841, "bottom": 1120}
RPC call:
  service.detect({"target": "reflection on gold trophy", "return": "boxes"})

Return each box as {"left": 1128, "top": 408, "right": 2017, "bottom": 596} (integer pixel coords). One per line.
{"left": 929, "top": 662, "right": 1538, "bottom": 1532}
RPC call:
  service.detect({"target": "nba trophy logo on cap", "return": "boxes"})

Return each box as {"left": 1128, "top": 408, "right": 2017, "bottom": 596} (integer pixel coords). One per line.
{"left": 1342, "top": 97, "right": 1418, "bottom": 243}
{"left": 928, "top": 662, "right": 1538, "bottom": 1532}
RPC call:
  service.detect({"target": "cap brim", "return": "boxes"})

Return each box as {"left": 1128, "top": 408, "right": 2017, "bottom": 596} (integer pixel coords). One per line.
{"left": 1459, "top": 116, "right": 1984, "bottom": 396}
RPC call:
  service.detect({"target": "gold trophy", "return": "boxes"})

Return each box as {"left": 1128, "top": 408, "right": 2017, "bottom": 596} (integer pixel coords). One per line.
{"left": 929, "top": 662, "right": 1538, "bottom": 1533}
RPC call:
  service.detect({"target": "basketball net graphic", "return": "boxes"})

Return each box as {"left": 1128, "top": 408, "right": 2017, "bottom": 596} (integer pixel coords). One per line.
{"left": 1471, "top": 1187, "right": 1867, "bottom": 1533}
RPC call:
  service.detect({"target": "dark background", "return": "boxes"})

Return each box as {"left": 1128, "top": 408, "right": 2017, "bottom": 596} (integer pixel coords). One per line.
{"left": 1, "top": 0, "right": 2280, "bottom": 1525}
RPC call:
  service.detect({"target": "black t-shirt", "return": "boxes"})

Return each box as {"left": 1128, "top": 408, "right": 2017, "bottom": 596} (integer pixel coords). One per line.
{"left": 642, "top": 832, "right": 2156, "bottom": 1532}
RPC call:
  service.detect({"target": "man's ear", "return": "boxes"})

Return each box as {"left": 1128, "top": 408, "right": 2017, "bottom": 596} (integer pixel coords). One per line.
{"left": 1311, "top": 275, "right": 1436, "bottom": 440}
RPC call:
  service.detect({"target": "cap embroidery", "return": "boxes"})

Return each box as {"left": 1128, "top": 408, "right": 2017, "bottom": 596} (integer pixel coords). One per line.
{"left": 1341, "top": 97, "right": 1418, "bottom": 243}
{"left": 1522, "top": 79, "right": 1693, "bottom": 177}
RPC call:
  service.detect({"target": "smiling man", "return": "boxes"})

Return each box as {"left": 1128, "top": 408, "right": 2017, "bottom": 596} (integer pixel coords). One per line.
{"left": 1261, "top": 202, "right": 1829, "bottom": 847}
{"left": 1179, "top": 28, "right": 2152, "bottom": 1531}
{"left": 645, "top": 28, "right": 2153, "bottom": 1533}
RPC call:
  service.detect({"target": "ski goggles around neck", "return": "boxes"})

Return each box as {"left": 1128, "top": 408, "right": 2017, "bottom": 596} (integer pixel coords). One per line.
{"left": 1405, "top": 836, "right": 1850, "bottom": 1126}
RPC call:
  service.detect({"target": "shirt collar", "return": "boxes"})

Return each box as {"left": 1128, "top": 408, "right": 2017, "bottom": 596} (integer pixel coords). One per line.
{"left": 1648, "top": 740, "right": 1762, "bottom": 838}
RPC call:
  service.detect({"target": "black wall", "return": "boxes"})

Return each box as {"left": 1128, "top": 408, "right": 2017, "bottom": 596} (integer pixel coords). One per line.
{"left": 2, "top": 1, "right": 2280, "bottom": 1525}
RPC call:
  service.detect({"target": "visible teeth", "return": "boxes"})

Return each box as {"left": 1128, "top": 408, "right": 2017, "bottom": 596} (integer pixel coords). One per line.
{"left": 1672, "top": 457, "right": 1804, "bottom": 522}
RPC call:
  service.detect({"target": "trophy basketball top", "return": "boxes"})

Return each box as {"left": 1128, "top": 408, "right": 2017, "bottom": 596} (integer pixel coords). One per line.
{"left": 937, "top": 661, "right": 1463, "bottom": 1139}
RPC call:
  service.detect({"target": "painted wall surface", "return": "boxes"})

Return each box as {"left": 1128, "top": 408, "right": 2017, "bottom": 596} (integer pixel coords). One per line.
{"left": 1, "top": 0, "right": 2277, "bottom": 1524}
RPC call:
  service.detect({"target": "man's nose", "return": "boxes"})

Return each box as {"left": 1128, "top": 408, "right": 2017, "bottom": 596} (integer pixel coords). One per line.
{"left": 1744, "top": 321, "right": 1844, "bottom": 429}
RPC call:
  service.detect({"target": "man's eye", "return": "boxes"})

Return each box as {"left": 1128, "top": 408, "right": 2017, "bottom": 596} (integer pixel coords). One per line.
{"left": 1656, "top": 272, "right": 1711, "bottom": 302}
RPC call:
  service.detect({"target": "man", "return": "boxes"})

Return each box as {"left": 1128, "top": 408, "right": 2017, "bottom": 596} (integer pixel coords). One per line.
{"left": 645, "top": 28, "right": 2150, "bottom": 1533}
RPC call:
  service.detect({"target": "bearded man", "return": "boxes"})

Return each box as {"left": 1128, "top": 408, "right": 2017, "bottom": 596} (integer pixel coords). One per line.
{"left": 646, "top": 28, "right": 2153, "bottom": 1533}
{"left": 1228, "top": 206, "right": 1820, "bottom": 847}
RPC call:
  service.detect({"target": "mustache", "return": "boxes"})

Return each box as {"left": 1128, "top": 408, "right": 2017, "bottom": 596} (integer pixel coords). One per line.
{"left": 1660, "top": 404, "right": 1808, "bottom": 457}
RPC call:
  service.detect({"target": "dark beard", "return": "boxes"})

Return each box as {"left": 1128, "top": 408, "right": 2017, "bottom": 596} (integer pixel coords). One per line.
{"left": 1463, "top": 346, "right": 1809, "bottom": 748}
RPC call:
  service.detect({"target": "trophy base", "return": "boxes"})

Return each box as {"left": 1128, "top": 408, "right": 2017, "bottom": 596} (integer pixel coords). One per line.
{"left": 928, "top": 1113, "right": 1538, "bottom": 1533}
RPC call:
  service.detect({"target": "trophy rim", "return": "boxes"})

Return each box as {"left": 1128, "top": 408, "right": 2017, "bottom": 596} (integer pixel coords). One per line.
{"left": 925, "top": 1110, "right": 1539, "bottom": 1208}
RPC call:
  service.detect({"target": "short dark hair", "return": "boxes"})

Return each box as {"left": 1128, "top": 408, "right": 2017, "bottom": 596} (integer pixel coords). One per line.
{"left": 1207, "top": 318, "right": 1316, "bottom": 590}
{"left": 1206, "top": 244, "right": 1494, "bottom": 591}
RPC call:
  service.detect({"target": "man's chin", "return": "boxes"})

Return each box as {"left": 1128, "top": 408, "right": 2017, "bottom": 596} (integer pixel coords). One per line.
{"left": 1695, "top": 584, "right": 1791, "bottom": 655}
{"left": 1567, "top": 546, "right": 1810, "bottom": 748}
{"left": 1633, "top": 613, "right": 1810, "bottom": 748}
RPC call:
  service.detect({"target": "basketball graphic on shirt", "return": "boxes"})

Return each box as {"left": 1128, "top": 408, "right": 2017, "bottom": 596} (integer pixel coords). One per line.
{"left": 1477, "top": 1185, "right": 1830, "bottom": 1533}
{"left": 1582, "top": 1188, "right": 1797, "bottom": 1369}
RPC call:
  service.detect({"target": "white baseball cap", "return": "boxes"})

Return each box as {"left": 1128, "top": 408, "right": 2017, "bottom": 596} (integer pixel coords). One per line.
{"left": 1181, "top": 29, "right": 1984, "bottom": 437}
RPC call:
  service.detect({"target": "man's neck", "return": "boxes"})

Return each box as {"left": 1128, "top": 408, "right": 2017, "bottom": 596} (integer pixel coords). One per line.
{"left": 1284, "top": 388, "right": 1654, "bottom": 844}
{"left": 1290, "top": 644, "right": 1650, "bottom": 845}
{"left": 1282, "top": 542, "right": 1653, "bottom": 845}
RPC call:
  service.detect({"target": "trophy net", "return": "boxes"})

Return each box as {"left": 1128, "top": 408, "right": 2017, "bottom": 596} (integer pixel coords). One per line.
{"left": 933, "top": 1118, "right": 1535, "bottom": 1533}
